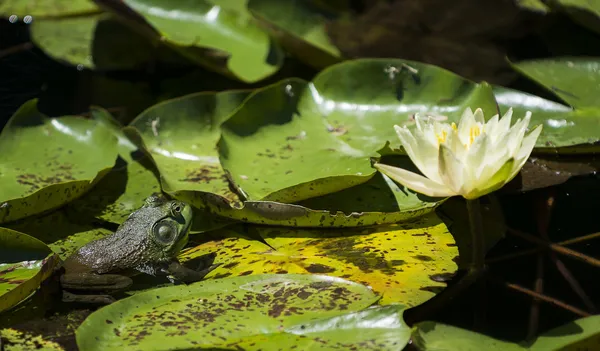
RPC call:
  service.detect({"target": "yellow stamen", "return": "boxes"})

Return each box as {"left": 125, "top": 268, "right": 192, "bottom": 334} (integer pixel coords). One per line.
{"left": 436, "top": 130, "right": 448, "bottom": 144}
{"left": 469, "top": 125, "right": 481, "bottom": 145}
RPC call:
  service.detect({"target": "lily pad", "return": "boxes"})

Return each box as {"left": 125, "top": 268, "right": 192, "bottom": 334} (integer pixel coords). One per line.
{"left": 0, "top": 100, "right": 119, "bottom": 224}
{"left": 62, "top": 107, "right": 162, "bottom": 224}
{"left": 96, "top": 0, "right": 284, "bottom": 83}
{"left": 494, "top": 86, "right": 600, "bottom": 150}
{"left": 30, "top": 13, "right": 174, "bottom": 71}
{"left": 248, "top": 0, "right": 342, "bottom": 68}
{"left": 528, "top": 314, "right": 600, "bottom": 350}
{"left": 0, "top": 228, "right": 60, "bottom": 313}
{"left": 0, "top": 328, "right": 65, "bottom": 351}
{"left": 552, "top": 0, "right": 600, "bottom": 35}
{"left": 76, "top": 274, "right": 379, "bottom": 351}
{"left": 130, "top": 58, "right": 494, "bottom": 226}
{"left": 0, "top": 0, "right": 99, "bottom": 18}
{"left": 412, "top": 315, "right": 600, "bottom": 351}
{"left": 180, "top": 212, "right": 459, "bottom": 307}
{"left": 510, "top": 57, "right": 600, "bottom": 109}
{"left": 226, "top": 305, "right": 411, "bottom": 351}
{"left": 6, "top": 209, "right": 113, "bottom": 260}
{"left": 412, "top": 321, "right": 526, "bottom": 351}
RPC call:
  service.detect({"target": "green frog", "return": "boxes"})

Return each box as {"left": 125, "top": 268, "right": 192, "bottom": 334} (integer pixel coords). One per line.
{"left": 59, "top": 193, "right": 217, "bottom": 304}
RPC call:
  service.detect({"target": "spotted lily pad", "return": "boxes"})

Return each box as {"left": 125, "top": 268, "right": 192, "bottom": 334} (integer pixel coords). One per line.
{"left": 76, "top": 274, "right": 380, "bottom": 351}
{"left": 131, "top": 58, "right": 494, "bottom": 226}
{"left": 96, "top": 0, "right": 284, "bottom": 83}
{"left": 0, "top": 228, "right": 60, "bottom": 313}
{"left": 0, "top": 100, "right": 119, "bottom": 224}
{"left": 180, "top": 212, "right": 458, "bottom": 306}
{"left": 0, "top": 328, "right": 65, "bottom": 351}
{"left": 224, "top": 305, "right": 411, "bottom": 351}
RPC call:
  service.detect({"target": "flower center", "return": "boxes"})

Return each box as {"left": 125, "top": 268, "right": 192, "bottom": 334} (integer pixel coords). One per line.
{"left": 469, "top": 125, "right": 481, "bottom": 146}
{"left": 435, "top": 122, "right": 458, "bottom": 145}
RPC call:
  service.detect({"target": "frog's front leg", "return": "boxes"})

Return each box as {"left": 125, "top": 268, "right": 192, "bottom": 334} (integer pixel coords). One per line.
{"left": 163, "top": 260, "right": 220, "bottom": 284}
{"left": 60, "top": 272, "right": 133, "bottom": 304}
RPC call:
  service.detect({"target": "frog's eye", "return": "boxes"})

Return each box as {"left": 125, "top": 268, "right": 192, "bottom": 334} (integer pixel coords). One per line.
{"left": 170, "top": 202, "right": 183, "bottom": 216}
{"left": 153, "top": 220, "right": 177, "bottom": 245}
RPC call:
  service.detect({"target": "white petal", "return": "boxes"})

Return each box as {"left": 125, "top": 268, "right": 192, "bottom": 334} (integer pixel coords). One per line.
{"left": 457, "top": 107, "right": 475, "bottom": 145}
{"left": 496, "top": 108, "right": 513, "bottom": 136}
{"left": 473, "top": 108, "right": 485, "bottom": 124}
{"left": 463, "top": 158, "right": 515, "bottom": 199}
{"left": 517, "top": 123, "right": 542, "bottom": 160}
{"left": 374, "top": 163, "right": 455, "bottom": 198}
{"left": 484, "top": 114, "right": 499, "bottom": 135}
{"left": 438, "top": 144, "right": 463, "bottom": 194}
{"left": 506, "top": 123, "right": 543, "bottom": 181}
{"left": 397, "top": 125, "right": 443, "bottom": 184}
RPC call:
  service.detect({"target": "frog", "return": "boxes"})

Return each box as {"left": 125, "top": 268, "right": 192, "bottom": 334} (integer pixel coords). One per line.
{"left": 58, "top": 193, "right": 218, "bottom": 304}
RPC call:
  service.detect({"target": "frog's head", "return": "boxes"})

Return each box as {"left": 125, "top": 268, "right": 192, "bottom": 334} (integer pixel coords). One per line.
{"left": 141, "top": 193, "right": 193, "bottom": 257}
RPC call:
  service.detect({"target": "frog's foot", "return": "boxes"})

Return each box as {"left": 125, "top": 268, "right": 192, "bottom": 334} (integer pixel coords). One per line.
{"left": 62, "top": 291, "right": 116, "bottom": 305}
{"left": 164, "top": 260, "right": 221, "bottom": 284}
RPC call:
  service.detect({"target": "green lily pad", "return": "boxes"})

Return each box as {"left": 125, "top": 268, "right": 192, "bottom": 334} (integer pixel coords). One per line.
{"left": 180, "top": 211, "right": 458, "bottom": 307}
{"left": 0, "top": 328, "right": 65, "bottom": 351}
{"left": 227, "top": 305, "right": 411, "bottom": 351}
{"left": 248, "top": 0, "right": 342, "bottom": 68}
{"left": 511, "top": 57, "right": 600, "bottom": 109}
{"left": 0, "top": 228, "right": 60, "bottom": 314}
{"left": 552, "top": 0, "right": 600, "bottom": 35}
{"left": 0, "top": 0, "right": 99, "bottom": 18}
{"left": 493, "top": 86, "right": 600, "bottom": 150}
{"left": 6, "top": 209, "right": 113, "bottom": 260}
{"left": 76, "top": 274, "right": 379, "bottom": 351}
{"left": 0, "top": 100, "right": 119, "bottom": 224}
{"left": 412, "top": 321, "right": 526, "bottom": 351}
{"left": 97, "top": 0, "right": 284, "bottom": 83}
{"left": 131, "top": 58, "right": 494, "bottom": 226}
{"left": 62, "top": 107, "right": 162, "bottom": 224}
{"left": 413, "top": 315, "right": 600, "bottom": 351}
{"left": 528, "top": 314, "right": 600, "bottom": 350}
{"left": 30, "top": 13, "right": 173, "bottom": 71}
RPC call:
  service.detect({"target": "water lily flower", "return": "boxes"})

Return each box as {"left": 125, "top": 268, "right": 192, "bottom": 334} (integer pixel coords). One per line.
{"left": 374, "top": 107, "right": 542, "bottom": 200}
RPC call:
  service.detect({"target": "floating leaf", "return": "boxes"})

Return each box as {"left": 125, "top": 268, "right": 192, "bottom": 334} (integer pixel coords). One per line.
{"left": 413, "top": 315, "right": 600, "bottom": 351}
{"left": 412, "top": 321, "right": 526, "bottom": 351}
{"left": 6, "top": 209, "right": 113, "bottom": 260}
{"left": 551, "top": 0, "right": 600, "bottom": 35}
{"left": 511, "top": 57, "right": 600, "bottom": 109}
{"left": 0, "top": 0, "right": 99, "bottom": 18}
{"left": 0, "top": 328, "right": 65, "bottom": 351}
{"left": 0, "top": 100, "right": 118, "bottom": 224}
{"left": 130, "top": 58, "right": 493, "bottom": 226}
{"left": 180, "top": 212, "right": 459, "bottom": 306}
{"left": 248, "top": 0, "right": 342, "bottom": 68}
{"left": 528, "top": 315, "right": 600, "bottom": 351}
{"left": 494, "top": 86, "right": 600, "bottom": 150}
{"left": 504, "top": 154, "right": 600, "bottom": 193}
{"left": 227, "top": 305, "right": 411, "bottom": 351}
{"left": 62, "top": 107, "right": 162, "bottom": 225}
{"left": 76, "top": 274, "right": 379, "bottom": 351}
{"left": 30, "top": 13, "right": 169, "bottom": 71}
{"left": 97, "top": 0, "right": 284, "bottom": 83}
{"left": 0, "top": 228, "right": 60, "bottom": 313}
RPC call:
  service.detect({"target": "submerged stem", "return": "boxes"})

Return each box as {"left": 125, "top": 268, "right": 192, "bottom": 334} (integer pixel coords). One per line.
{"left": 467, "top": 198, "right": 486, "bottom": 270}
